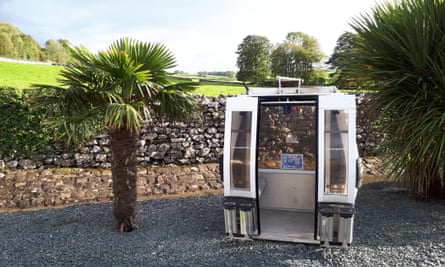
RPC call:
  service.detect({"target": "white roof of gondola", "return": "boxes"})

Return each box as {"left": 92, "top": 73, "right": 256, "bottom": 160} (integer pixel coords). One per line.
{"left": 245, "top": 86, "right": 340, "bottom": 96}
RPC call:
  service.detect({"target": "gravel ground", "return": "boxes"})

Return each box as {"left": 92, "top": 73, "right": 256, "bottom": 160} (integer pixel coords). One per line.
{"left": 0, "top": 182, "right": 444, "bottom": 267}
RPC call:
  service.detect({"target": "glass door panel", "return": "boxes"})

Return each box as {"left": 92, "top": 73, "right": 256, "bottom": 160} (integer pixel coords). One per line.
{"left": 230, "top": 111, "right": 252, "bottom": 190}
{"left": 324, "top": 110, "right": 349, "bottom": 195}
{"left": 258, "top": 104, "right": 316, "bottom": 170}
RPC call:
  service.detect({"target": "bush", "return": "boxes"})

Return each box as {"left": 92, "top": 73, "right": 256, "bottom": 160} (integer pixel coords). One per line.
{"left": 0, "top": 87, "right": 55, "bottom": 157}
{"left": 349, "top": 0, "right": 445, "bottom": 199}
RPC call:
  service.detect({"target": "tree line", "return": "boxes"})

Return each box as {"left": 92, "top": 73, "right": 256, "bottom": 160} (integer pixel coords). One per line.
{"left": 235, "top": 31, "right": 325, "bottom": 85}
{"left": 0, "top": 22, "right": 71, "bottom": 64}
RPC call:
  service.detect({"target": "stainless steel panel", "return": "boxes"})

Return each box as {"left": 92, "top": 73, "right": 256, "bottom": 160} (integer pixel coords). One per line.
{"left": 258, "top": 209, "right": 316, "bottom": 243}
{"left": 240, "top": 210, "right": 253, "bottom": 235}
{"left": 224, "top": 209, "right": 237, "bottom": 235}
{"left": 258, "top": 170, "right": 315, "bottom": 211}
{"left": 319, "top": 215, "right": 334, "bottom": 243}
{"left": 338, "top": 216, "right": 354, "bottom": 245}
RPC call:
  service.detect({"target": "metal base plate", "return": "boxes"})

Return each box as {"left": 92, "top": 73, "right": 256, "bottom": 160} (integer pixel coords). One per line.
{"left": 255, "top": 208, "right": 318, "bottom": 244}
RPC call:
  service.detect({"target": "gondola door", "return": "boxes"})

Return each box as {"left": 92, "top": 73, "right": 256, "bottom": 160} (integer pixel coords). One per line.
{"left": 256, "top": 98, "right": 318, "bottom": 243}
{"left": 223, "top": 96, "right": 259, "bottom": 237}
{"left": 317, "top": 94, "right": 358, "bottom": 246}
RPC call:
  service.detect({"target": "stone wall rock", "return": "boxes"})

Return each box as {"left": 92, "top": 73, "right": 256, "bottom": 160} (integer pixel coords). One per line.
{"left": 356, "top": 93, "right": 385, "bottom": 156}
{"left": 0, "top": 94, "right": 382, "bottom": 171}
{"left": 0, "top": 164, "right": 222, "bottom": 211}
{"left": 0, "top": 157, "right": 383, "bottom": 212}
{"left": 0, "top": 93, "right": 384, "bottom": 212}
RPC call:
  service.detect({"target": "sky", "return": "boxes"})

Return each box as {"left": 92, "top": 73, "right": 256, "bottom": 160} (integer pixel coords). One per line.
{"left": 0, "top": 0, "right": 379, "bottom": 73}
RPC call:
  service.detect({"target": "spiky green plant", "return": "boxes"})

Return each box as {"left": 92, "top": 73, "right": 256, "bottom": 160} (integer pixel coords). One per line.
{"left": 32, "top": 38, "right": 198, "bottom": 230}
{"left": 348, "top": 0, "right": 445, "bottom": 199}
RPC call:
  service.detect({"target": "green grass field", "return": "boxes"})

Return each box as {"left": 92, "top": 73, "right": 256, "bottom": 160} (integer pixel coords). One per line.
{"left": 0, "top": 61, "right": 245, "bottom": 96}
{"left": 172, "top": 73, "right": 235, "bottom": 82}
{"left": 192, "top": 81, "right": 245, "bottom": 96}
{"left": 0, "top": 61, "right": 63, "bottom": 88}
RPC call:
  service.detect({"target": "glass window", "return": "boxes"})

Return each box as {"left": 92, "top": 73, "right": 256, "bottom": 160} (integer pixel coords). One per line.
{"left": 258, "top": 105, "right": 316, "bottom": 170}
{"left": 230, "top": 111, "right": 252, "bottom": 190}
{"left": 324, "top": 110, "right": 349, "bottom": 195}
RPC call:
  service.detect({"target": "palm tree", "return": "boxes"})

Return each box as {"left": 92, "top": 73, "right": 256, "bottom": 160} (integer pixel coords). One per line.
{"left": 346, "top": 0, "right": 445, "bottom": 199}
{"left": 32, "top": 38, "right": 198, "bottom": 231}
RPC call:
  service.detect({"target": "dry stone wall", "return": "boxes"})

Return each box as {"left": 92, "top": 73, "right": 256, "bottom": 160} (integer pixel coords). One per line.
{"left": 0, "top": 94, "right": 383, "bottom": 211}
{"left": 0, "top": 94, "right": 381, "bottom": 170}
{"left": 356, "top": 93, "right": 385, "bottom": 156}
{"left": 0, "top": 164, "right": 222, "bottom": 211}
{"left": 0, "top": 96, "right": 226, "bottom": 170}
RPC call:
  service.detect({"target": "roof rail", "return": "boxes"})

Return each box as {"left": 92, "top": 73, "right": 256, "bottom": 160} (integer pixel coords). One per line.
{"left": 276, "top": 76, "right": 304, "bottom": 94}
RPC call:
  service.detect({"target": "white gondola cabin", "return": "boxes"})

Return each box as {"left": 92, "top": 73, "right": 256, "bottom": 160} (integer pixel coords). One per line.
{"left": 222, "top": 77, "right": 363, "bottom": 247}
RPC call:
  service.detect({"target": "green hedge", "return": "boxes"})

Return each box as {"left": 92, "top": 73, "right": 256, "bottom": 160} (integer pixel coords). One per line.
{"left": 0, "top": 87, "right": 55, "bottom": 157}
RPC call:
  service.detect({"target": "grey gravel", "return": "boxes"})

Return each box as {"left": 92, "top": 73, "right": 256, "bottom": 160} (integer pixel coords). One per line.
{"left": 0, "top": 182, "right": 444, "bottom": 267}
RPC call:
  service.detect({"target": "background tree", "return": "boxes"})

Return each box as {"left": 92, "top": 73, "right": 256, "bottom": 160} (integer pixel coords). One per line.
{"left": 20, "top": 34, "right": 41, "bottom": 60}
{"left": 310, "top": 68, "right": 330, "bottom": 85}
{"left": 0, "top": 22, "right": 43, "bottom": 61}
{"left": 226, "top": 71, "right": 236, "bottom": 80}
{"left": 0, "top": 22, "right": 71, "bottom": 62}
{"left": 0, "top": 32, "right": 14, "bottom": 57}
{"left": 44, "top": 39, "right": 70, "bottom": 64}
{"left": 270, "top": 43, "right": 295, "bottom": 78}
{"left": 236, "top": 35, "right": 271, "bottom": 84}
{"left": 32, "top": 38, "right": 198, "bottom": 231}
{"left": 198, "top": 71, "right": 208, "bottom": 77}
{"left": 57, "top": 39, "right": 71, "bottom": 50}
{"left": 349, "top": 0, "right": 445, "bottom": 198}
{"left": 270, "top": 32, "right": 324, "bottom": 84}
{"left": 327, "top": 32, "right": 362, "bottom": 89}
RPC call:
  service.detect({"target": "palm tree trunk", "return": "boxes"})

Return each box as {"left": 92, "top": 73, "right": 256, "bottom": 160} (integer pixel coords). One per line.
{"left": 110, "top": 128, "right": 138, "bottom": 232}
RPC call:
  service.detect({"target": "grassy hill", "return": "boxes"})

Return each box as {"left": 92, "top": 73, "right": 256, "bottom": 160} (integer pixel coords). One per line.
{"left": 0, "top": 61, "right": 63, "bottom": 88}
{"left": 192, "top": 81, "right": 245, "bottom": 96}
{"left": 0, "top": 60, "right": 246, "bottom": 96}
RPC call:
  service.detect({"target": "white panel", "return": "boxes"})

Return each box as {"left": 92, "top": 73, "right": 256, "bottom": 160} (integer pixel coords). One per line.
{"left": 318, "top": 94, "right": 357, "bottom": 204}
{"left": 223, "top": 96, "right": 258, "bottom": 198}
{"left": 319, "top": 94, "right": 355, "bottom": 109}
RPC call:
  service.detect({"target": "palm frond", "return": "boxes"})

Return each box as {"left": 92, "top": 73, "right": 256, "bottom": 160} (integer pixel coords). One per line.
{"left": 31, "top": 37, "right": 198, "bottom": 146}
{"left": 108, "top": 38, "right": 176, "bottom": 84}
{"left": 151, "top": 82, "right": 199, "bottom": 121}
{"left": 104, "top": 103, "right": 144, "bottom": 133}
{"left": 348, "top": 0, "right": 445, "bottom": 198}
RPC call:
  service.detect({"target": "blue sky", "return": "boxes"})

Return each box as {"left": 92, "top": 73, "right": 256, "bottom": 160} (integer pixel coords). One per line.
{"left": 0, "top": 0, "right": 378, "bottom": 73}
